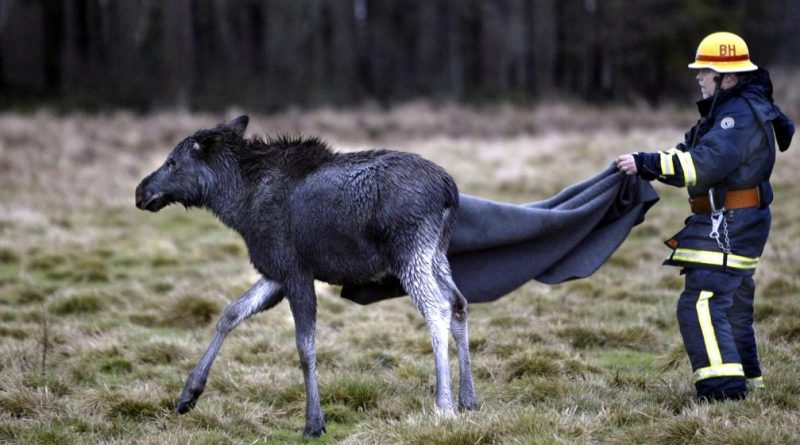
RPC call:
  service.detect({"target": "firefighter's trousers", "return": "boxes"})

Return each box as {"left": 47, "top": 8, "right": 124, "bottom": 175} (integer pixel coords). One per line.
{"left": 676, "top": 268, "right": 762, "bottom": 400}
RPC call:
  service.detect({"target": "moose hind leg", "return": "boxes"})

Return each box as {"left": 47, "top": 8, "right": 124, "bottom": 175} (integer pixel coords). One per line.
{"left": 434, "top": 254, "right": 478, "bottom": 411}
{"left": 448, "top": 286, "right": 478, "bottom": 411}
{"left": 399, "top": 260, "right": 456, "bottom": 417}
{"left": 177, "top": 278, "right": 283, "bottom": 414}
{"left": 287, "top": 278, "right": 326, "bottom": 437}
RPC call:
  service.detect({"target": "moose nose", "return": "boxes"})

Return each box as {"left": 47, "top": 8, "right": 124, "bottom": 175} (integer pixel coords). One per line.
{"left": 135, "top": 183, "right": 166, "bottom": 211}
{"left": 135, "top": 184, "right": 154, "bottom": 210}
{"left": 135, "top": 188, "right": 149, "bottom": 209}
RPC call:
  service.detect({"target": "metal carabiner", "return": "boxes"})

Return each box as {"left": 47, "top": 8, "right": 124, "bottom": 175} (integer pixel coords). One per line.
{"left": 706, "top": 187, "right": 731, "bottom": 253}
{"left": 710, "top": 210, "right": 723, "bottom": 239}
{"left": 708, "top": 188, "right": 718, "bottom": 213}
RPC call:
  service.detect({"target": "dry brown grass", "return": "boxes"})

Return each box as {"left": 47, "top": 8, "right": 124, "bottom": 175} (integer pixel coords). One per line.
{"left": 0, "top": 101, "right": 798, "bottom": 444}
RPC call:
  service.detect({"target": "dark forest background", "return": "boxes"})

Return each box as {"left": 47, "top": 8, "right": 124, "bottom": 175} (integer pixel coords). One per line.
{"left": 1, "top": 0, "right": 798, "bottom": 112}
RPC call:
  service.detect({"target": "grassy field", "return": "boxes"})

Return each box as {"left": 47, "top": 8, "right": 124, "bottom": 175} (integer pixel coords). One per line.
{"left": 0, "top": 102, "right": 799, "bottom": 444}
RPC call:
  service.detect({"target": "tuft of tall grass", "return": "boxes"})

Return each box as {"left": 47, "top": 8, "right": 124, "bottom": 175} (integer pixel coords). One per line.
{"left": 0, "top": 252, "right": 20, "bottom": 285}
{"left": 761, "top": 277, "right": 799, "bottom": 299}
{"left": 0, "top": 325, "right": 27, "bottom": 339}
{"left": 351, "top": 351, "right": 399, "bottom": 372}
{"left": 176, "top": 400, "right": 273, "bottom": 440}
{"left": 557, "top": 325, "right": 661, "bottom": 351}
{"left": 321, "top": 376, "right": 389, "bottom": 412}
{"left": 135, "top": 341, "right": 187, "bottom": 365}
{"left": 769, "top": 319, "right": 800, "bottom": 343}
{"left": 655, "top": 343, "right": 689, "bottom": 372}
{"left": 0, "top": 422, "right": 79, "bottom": 445}
{"left": 501, "top": 375, "right": 570, "bottom": 404}
{"left": 160, "top": 294, "right": 221, "bottom": 329}
{"left": 0, "top": 380, "right": 62, "bottom": 418}
{"left": 506, "top": 347, "right": 600, "bottom": 381}
{"left": 268, "top": 382, "right": 306, "bottom": 414}
{"left": 72, "top": 346, "right": 134, "bottom": 380}
{"left": 108, "top": 397, "right": 165, "bottom": 421}
{"left": 80, "top": 387, "right": 174, "bottom": 426}
{"left": 2, "top": 283, "right": 49, "bottom": 305}
{"left": 48, "top": 291, "right": 105, "bottom": 315}
{"left": 0, "top": 246, "right": 19, "bottom": 264}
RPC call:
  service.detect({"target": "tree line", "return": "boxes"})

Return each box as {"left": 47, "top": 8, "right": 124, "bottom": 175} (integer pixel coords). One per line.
{"left": 0, "top": 0, "right": 797, "bottom": 111}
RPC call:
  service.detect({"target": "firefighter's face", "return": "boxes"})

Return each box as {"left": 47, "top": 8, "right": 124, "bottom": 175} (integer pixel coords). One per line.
{"left": 696, "top": 69, "right": 719, "bottom": 99}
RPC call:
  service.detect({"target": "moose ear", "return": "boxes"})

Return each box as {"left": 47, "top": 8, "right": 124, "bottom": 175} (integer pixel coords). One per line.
{"left": 193, "top": 133, "right": 224, "bottom": 153}
{"left": 227, "top": 115, "right": 249, "bottom": 138}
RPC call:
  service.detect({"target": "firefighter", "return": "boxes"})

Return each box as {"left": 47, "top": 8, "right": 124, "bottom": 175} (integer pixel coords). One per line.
{"left": 616, "top": 31, "right": 795, "bottom": 401}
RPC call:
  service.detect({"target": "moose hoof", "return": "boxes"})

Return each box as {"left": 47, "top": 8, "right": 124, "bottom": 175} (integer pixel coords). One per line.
{"left": 458, "top": 399, "right": 480, "bottom": 412}
{"left": 176, "top": 385, "right": 204, "bottom": 414}
{"left": 302, "top": 424, "right": 326, "bottom": 438}
{"left": 435, "top": 406, "right": 457, "bottom": 418}
{"left": 176, "top": 397, "right": 197, "bottom": 414}
{"left": 176, "top": 374, "right": 207, "bottom": 415}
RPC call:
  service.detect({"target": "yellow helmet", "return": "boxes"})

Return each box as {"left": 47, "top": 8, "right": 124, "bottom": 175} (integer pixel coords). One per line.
{"left": 688, "top": 32, "right": 758, "bottom": 73}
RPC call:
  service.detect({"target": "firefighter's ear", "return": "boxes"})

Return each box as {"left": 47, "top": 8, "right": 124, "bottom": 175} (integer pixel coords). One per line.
{"left": 227, "top": 115, "right": 249, "bottom": 138}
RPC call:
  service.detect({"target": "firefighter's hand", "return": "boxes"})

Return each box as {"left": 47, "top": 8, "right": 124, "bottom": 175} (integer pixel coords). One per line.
{"left": 616, "top": 154, "right": 638, "bottom": 176}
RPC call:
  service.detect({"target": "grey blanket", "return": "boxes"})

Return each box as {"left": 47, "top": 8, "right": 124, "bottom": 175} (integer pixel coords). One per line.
{"left": 341, "top": 164, "right": 659, "bottom": 304}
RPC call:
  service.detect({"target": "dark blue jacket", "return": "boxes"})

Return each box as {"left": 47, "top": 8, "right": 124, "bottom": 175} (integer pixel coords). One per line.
{"left": 635, "top": 68, "right": 795, "bottom": 274}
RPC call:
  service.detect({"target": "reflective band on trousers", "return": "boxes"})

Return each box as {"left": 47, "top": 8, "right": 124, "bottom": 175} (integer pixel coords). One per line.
{"left": 693, "top": 363, "right": 745, "bottom": 382}
{"left": 672, "top": 248, "right": 759, "bottom": 269}
{"left": 693, "top": 291, "right": 744, "bottom": 383}
{"left": 747, "top": 376, "right": 765, "bottom": 389}
{"left": 697, "top": 291, "right": 722, "bottom": 366}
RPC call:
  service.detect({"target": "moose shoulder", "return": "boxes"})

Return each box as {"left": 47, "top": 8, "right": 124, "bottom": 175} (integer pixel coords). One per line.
{"left": 135, "top": 116, "right": 477, "bottom": 437}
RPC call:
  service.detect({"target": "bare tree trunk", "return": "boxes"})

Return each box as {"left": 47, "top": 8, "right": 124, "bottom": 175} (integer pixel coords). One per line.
{"left": 323, "top": 0, "right": 359, "bottom": 103}
{"left": 506, "top": 0, "right": 526, "bottom": 97}
{"left": 60, "top": 0, "right": 78, "bottom": 95}
{"left": 0, "top": 1, "right": 46, "bottom": 90}
{"left": 479, "top": 2, "right": 506, "bottom": 96}
{"left": 308, "top": 0, "right": 326, "bottom": 102}
{"left": 530, "top": 0, "right": 557, "bottom": 97}
{"left": 161, "top": 0, "right": 194, "bottom": 109}
{"left": 446, "top": 1, "right": 464, "bottom": 99}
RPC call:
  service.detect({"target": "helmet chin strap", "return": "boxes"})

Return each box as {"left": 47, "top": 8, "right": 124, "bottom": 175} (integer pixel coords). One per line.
{"left": 690, "top": 74, "right": 724, "bottom": 149}
{"left": 709, "top": 74, "right": 724, "bottom": 114}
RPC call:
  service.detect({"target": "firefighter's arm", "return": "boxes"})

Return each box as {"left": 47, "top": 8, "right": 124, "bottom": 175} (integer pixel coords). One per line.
{"left": 616, "top": 152, "right": 679, "bottom": 182}
{"left": 617, "top": 151, "right": 685, "bottom": 184}
{"left": 628, "top": 108, "right": 752, "bottom": 188}
{"left": 633, "top": 149, "right": 694, "bottom": 186}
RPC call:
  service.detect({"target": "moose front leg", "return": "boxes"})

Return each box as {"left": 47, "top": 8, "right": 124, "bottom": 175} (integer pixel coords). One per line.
{"left": 287, "top": 279, "right": 325, "bottom": 437}
{"left": 177, "top": 278, "right": 284, "bottom": 414}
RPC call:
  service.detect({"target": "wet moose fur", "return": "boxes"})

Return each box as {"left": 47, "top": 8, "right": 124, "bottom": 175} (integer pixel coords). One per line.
{"left": 135, "top": 116, "right": 477, "bottom": 436}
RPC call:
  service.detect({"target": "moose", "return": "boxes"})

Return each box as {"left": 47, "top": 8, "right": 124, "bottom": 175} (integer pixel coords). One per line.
{"left": 135, "top": 116, "right": 477, "bottom": 436}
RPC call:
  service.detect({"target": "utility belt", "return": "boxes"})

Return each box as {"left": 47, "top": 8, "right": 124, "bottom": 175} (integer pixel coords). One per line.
{"left": 689, "top": 186, "right": 761, "bottom": 214}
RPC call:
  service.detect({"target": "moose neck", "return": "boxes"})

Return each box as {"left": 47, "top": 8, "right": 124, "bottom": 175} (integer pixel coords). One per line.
{"left": 203, "top": 137, "right": 334, "bottom": 240}
{"left": 201, "top": 156, "right": 251, "bottom": 233}
{"left": 202, "top": 162, "right": 290, "bottom": 246}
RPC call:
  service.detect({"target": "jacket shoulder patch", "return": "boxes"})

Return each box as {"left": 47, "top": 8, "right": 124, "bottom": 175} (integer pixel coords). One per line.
{"left": 720, "top": 116, "right": 735, "bottom": 129}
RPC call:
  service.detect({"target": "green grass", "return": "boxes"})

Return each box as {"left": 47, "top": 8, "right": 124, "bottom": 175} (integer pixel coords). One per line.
{"left": 0, "top": 107, "right": 798, "bottom": 443}
{"left": 48, "top": 291, "right": 105, "bottom": 315}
